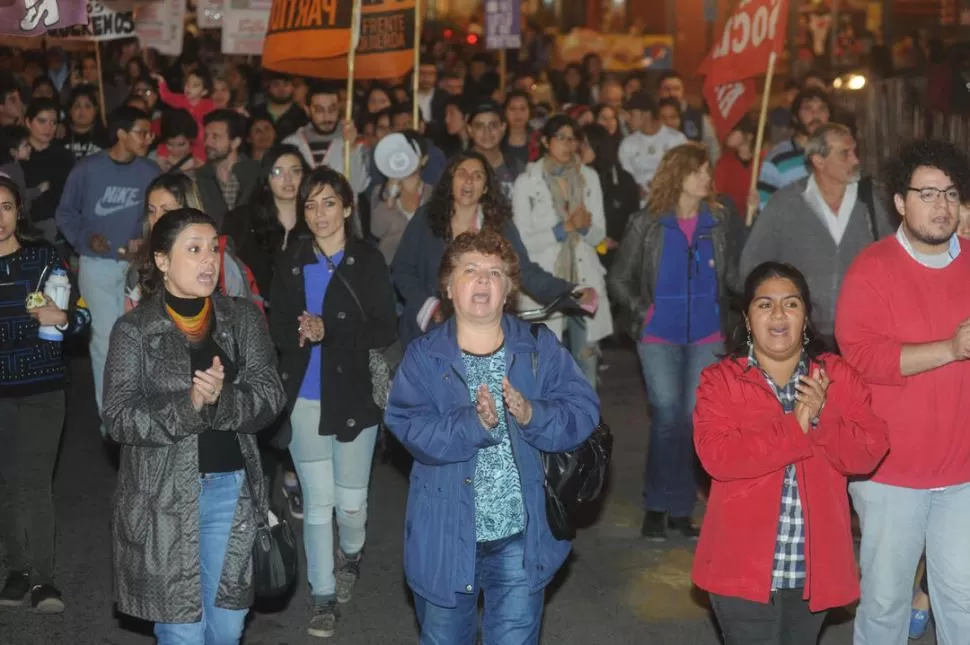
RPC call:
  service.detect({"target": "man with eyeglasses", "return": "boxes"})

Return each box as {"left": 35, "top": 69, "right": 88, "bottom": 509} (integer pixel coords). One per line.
{"left": 466, "top": 100, "right": 524, "bottom": 201}
{"left": 55, "top": 106, "right": 160, "bottom": 427}
{"left": 741, "top": 123, "right": 895, "bottom": 346}
{"left": 836, "top": 139, "right": 970, "bottom": 645}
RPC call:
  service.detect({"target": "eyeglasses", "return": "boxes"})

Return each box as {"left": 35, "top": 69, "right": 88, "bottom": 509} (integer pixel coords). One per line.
{"left": 136, "top": 88, "right": 155, "bottom": 97}
{"left": 908, "top": 186, "right": 960, "bottom": 204}
{"left": 271, "top": 167, "right": 303, "bottom": 179}
{"left": 553, "top": 133, "right": 577, "bottom": 144}
{"left": 471, "top": 121, "right": 502, "bottom": 133}
{"left": 129, "top": 129, "right": 155, "bottom": 140}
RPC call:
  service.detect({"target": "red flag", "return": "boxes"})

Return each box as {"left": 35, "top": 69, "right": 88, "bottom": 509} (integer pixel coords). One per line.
{"left": 703, "top": 0, "right": 788, "bottom": 86}
{"left": 703, "top": 77, "right": 758, "bottom": 141}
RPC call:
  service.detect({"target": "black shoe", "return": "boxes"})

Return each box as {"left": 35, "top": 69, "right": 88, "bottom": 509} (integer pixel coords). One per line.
{"left": 307, "top": 597, "right": 339, "bottom": 638}
{"left": 641, "top": 511, "right": 667, "bottom": 541}
{"left": 29, "top": 584, "right": 64, "bottom": 614}
{"left": 0, "top": 571, "right": 30, "bottom": 607}
{"left": 668, "top": 516, "right": 701, "bottom": 540}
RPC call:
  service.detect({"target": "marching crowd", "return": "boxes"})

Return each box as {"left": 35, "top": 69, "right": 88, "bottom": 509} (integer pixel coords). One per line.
{"left": 0, "top": 34, "right": 969, "bottom": 645}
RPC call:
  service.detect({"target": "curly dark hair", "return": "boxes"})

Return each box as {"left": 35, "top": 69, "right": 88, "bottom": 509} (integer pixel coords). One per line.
{"left": 427, "top": 151, "right": 510, "bottom": 240}
{"left": 886, "top": 140, "right": 970, "bottom": 214}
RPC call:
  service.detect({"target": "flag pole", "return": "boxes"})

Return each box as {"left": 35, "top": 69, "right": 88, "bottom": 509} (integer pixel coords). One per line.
{"left": 412, "top": 0, "right": 421, "bottom": 127}
{"left": 746, "top": 50, "right": 777, "bottom": 228}
{"left": 499, "top": 49, "right": 506, "bottom": 95}
{"left": 344, "top": 0, "right": 362, "bottom": 180}
{"left": 95, "top": 41, "right": 107, "bottom": 126}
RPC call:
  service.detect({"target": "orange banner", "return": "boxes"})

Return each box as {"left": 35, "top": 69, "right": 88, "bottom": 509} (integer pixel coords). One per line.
{"left": 262, "top": 0, "right": 415, "bottom": 80}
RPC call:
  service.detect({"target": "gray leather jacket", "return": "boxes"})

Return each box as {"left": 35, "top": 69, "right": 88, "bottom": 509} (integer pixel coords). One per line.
{"left": 102, "top": 292, "right": 285, "bottom": 623}
{"left": 607, "top": 204, "right": 742, "bottom": 340}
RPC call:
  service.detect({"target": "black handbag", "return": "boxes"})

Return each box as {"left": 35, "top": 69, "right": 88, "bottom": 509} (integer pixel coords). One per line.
{"left": 541, "top": 423, "right": 613, "bottom": 541}
{"left": 246, "top": 474, "right": 298, "bottom": 600}
{"left": 529, "top": 324, "right": 613, "bottom": 541}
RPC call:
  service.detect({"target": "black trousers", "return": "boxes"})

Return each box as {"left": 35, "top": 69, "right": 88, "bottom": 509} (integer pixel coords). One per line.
{"left": 710, "top": 589, "right": 828, "bottom": 645}
{"left": 0, "top": 391, "right": 66, "bottom": 583}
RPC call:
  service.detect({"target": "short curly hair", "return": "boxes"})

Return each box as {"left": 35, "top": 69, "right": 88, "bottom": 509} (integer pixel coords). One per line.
{"left": 887, "top": 140, "right": 970, "bottom": 213}
{"left": 437, "top": 230, "right": 521, "bottom": 315}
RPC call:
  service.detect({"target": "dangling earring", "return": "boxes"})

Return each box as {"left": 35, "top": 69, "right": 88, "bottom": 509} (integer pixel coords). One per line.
{"left": 803, "top": 328, "right": 809, "bottom": 346}
{"left": 745, "top": 326, "right": 752, "bottom": 347}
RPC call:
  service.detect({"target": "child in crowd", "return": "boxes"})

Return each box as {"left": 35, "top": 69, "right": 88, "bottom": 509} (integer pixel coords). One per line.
{"left": 151, "top": 68, "right": 215, "bottom": 161}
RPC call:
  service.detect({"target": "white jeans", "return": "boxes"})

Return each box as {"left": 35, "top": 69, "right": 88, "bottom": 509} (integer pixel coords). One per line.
{"left": 78, "top": 255, "right": 128, "bottom": 423}
{"left": 288, "top": 398, "right": 378, "bottom": 599}
{"left": 850, "top": 480, "right": 970, "bottom": 645}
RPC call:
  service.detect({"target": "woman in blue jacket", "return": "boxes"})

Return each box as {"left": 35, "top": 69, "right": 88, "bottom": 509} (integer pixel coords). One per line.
{"left": 390, "top": 150, "right": 595, "bottom": 347}
{"left": 385, "top": 229, "right": 600, "bottom": 644}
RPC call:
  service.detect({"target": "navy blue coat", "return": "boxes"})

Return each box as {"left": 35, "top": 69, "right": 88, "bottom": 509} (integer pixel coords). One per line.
{"left": 391, "top": 208, "right": 574, "bottom": 346}
{"left": 384, "top": 315, "right": 600, "bottom": 607}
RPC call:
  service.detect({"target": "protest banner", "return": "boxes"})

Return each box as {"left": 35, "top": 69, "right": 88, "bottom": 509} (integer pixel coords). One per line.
{"left": 262, "top": 0, "right": 415, "bottom": 79}
{"left": 135, "top": 0, "right": 185, "bottom": 56}
{"left": 698, "top": 0, "right": 788, "bottom": 86}
{"left": 0, "top": 0, "right": 87, "bottom": 37}
{"left": 703, "top": 77, "right": 758, "bottom": 141}
{"left": 48, "top": 0, "right": 135, "bottom": 41}
{"left": 556, "top": 29, "right": 674, "bottom": 72}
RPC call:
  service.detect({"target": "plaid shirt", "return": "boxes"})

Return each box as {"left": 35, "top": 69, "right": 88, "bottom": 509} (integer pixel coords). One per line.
{"left": 748, "top": 346, "right": 807, "bottom": 590}
{"left": 218, "top": 171, "right": 241, "bottom": 211}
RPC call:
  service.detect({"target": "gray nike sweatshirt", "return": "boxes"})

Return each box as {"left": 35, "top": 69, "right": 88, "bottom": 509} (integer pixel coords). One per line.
{"left": 55, "top": 151, "right": 160, "bottom": 260}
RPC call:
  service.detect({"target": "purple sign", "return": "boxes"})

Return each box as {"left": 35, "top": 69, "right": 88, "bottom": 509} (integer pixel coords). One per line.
{"left": 484, "top": 0, "right": 520, "bottom": 50}
{"left": 0, "top": 0, "right": 88, "bottom": 36}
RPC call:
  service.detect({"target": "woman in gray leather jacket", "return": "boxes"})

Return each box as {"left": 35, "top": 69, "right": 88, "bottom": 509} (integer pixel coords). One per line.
{"left": 102, "top": 208, "right": 285, "bottom": 644}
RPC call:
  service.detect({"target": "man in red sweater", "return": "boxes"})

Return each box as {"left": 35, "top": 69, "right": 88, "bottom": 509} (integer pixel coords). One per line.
{"left": 836, "top": 140, "right": 970, "bottom": 645}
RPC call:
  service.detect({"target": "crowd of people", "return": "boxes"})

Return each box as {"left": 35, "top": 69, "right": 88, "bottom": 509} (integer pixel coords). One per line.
{"left": 0, "top": 33, "right": 969, "bottom": 645}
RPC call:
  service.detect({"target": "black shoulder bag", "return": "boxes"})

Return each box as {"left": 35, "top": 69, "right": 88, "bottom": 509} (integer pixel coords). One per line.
{"left": 530, "top": 324, "right": 613, "bottom": 541}
{"left": 246, "top": 471, "right": 298, "bottom": 599}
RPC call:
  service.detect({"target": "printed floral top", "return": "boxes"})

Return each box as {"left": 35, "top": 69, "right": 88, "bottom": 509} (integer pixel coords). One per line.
{"left": 462, "top": 345, "right": 526, "bottom": 542}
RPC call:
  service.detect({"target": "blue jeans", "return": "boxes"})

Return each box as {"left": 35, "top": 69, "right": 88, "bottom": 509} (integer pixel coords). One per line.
{"left": 78, "top": 255, "right": 128, "bottom": 425}
{"left": 850, "top": 480, "right": 970, "bottom": 645}
{"left": 154, "top": 470, "right": 249, "bottom": 645}
{"left": 636, "top": 341, "right": 721, "bottom": 517}
{"left": 289, "top": 398, "right": 378, "bottom": 599}
{"left": 414, "top": 533, "right": 544, "bottom": 645}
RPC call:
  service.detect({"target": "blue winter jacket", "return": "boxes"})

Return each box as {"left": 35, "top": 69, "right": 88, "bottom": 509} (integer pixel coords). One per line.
{"left": 384, "top": 315, "right": 600, "bottom": 608}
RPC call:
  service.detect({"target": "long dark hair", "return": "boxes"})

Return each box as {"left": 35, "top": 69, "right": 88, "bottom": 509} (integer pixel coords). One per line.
{"left": 252, "top": 144, "right": 310, "bottom": 253}
{"left": 0, "top": 176, "right": 39, "bottom": 245}
{"left": 138, "top": 208, "right": 217, "bottom": 299}
{"left": 724, "top": 262, "right": 828, "bottom": 361}
{"left": 427, "top": 151, "right": 509, "bottom": 240}
{"left": 298, "top": 166, "right": 361, "bottom": 241}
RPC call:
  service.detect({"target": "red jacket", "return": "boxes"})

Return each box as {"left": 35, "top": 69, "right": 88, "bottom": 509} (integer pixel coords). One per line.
{"left": 691, "top": 353, "right": 889, "bottom": 611}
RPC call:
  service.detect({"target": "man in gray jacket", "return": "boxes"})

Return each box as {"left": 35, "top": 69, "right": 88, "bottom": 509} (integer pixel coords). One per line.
{"left": 740, "top": 123, "right": 897, "bottom": 344}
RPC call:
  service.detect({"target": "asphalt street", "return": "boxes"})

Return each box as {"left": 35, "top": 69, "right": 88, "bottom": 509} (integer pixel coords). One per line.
{"left": 0, "top": 346, "right": 934, "bottom": 645}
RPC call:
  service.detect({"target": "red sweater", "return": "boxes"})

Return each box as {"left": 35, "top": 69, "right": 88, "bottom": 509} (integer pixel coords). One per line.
{"left": 692, "top": 355, "right": 888, "bottom": 611}
{"left": 836, "top": 236, "right": 970, "bottom": 488}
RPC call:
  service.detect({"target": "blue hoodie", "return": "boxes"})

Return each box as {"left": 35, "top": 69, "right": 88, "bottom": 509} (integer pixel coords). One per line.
{"left": 55, "top": 151, "right": 160, "bottom": 260}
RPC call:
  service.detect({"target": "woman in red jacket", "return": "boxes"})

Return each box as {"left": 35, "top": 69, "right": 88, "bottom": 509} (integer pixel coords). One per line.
{"left": 692, "top": 261, "right": 889, "bottom": 644}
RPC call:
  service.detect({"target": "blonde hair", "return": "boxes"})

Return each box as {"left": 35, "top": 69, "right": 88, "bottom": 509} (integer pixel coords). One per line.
{"left": 646, "top": 142, "right": 718, "bottom": 215}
